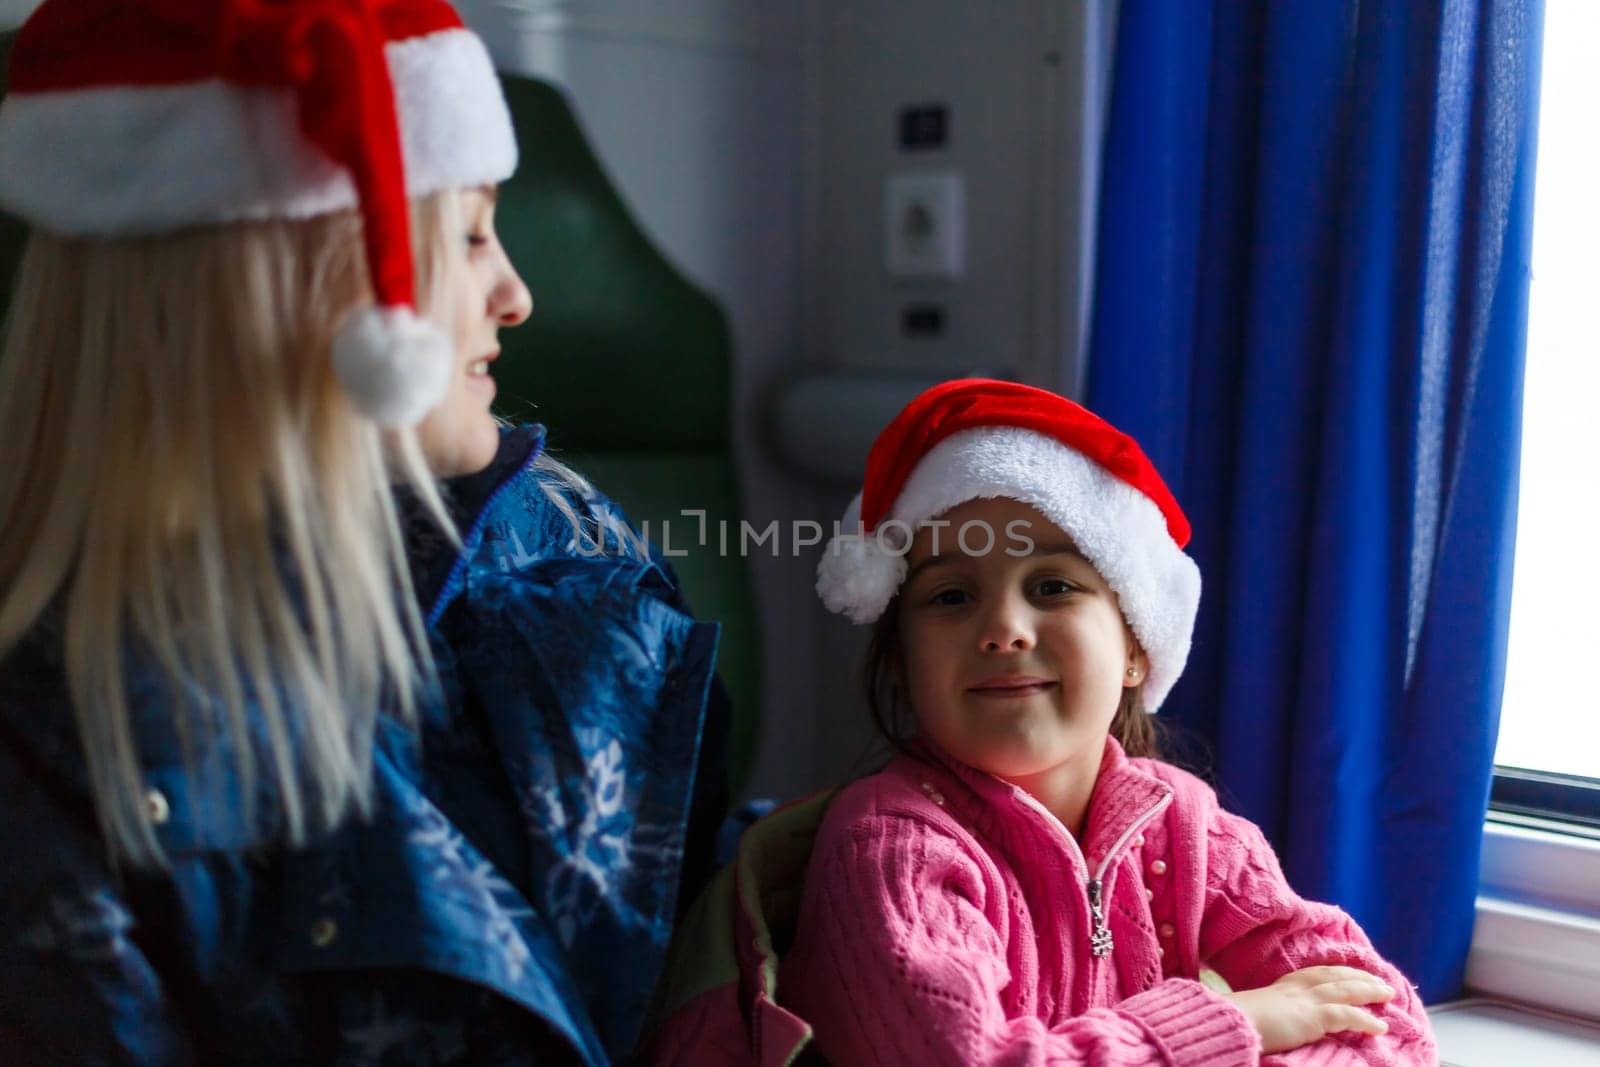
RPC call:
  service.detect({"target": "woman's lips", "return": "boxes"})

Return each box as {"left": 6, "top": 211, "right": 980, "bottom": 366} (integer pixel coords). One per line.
{"left": 967, "top": 676, "right": 1057, "bottom": 698}
{"left": 468, "top": 349, "right": 500, "bottom": 377}
{"left": 466, "top": 349, "right": 499, "bottom": 392}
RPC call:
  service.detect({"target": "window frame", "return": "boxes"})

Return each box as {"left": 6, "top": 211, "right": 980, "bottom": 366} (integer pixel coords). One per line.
{"left": 1466, "top": 814, "right": 1600, "bottom": 1021}
{"left": 1489, "top": 768, "right": 1600, "bottom": 835}
{"left": 1473, "top": 764, "right": 1600, "bottom": 1019}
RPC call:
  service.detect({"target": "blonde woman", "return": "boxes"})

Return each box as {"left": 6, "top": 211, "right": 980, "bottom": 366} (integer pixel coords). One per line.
{"left": 0, "top": 3, "right": 728, "bottom": 1064}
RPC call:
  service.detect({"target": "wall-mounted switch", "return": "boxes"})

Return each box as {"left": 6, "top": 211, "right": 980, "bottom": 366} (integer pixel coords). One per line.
{"left": 902, "top": 304, "right": 946, "bottom": 337}
{"left": 884, "top": 170, "right": 965, "bottom": 278}
{"left": 898, "top": 104, "right": 949, "bottom": 151}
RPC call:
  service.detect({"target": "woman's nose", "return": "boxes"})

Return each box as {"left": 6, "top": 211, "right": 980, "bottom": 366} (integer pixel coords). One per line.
{"left": 493, "top": 260, "right": 533, "bottom": 326}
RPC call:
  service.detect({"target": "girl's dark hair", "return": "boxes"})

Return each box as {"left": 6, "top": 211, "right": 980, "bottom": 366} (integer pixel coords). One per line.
{"left": 863, "top": 599, "right": 1163, "bottom": 760}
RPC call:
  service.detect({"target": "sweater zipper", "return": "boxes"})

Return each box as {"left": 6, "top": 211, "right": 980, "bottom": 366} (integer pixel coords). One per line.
{"left": 1014, "top": 790, "right": 1173, "bottom": 960}
{"left": 1085, "top": 878, "right": 1114, "bottom": 958}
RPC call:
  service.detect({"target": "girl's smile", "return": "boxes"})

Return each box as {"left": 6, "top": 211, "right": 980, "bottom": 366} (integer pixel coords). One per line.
{"left": 966, "top": 674, "right": 1058, "bottom": 699}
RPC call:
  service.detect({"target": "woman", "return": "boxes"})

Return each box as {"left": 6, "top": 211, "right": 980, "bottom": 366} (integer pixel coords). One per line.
{"left": 0, "top": 2, "right": 727, "bottom": 1063}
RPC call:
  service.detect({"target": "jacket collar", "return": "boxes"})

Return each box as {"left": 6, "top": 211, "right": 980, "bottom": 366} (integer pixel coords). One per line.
{"left": 903, "top": 733, "right": 1173, "bottom": 875}
{"left": 401, "top": 423, "right": 547, "bottom": 622}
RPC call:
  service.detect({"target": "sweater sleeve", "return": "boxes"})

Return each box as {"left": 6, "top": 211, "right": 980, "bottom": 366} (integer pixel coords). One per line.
{"left": 785, "top": 812, "right": 1260, "bottom": 1067}
{"left": 1198, "top": 808, "right": 1437, "bottom": 1065}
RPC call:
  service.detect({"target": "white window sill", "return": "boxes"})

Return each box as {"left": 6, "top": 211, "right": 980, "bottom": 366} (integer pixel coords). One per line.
{"left": 1431, "top": 999, "right": 1600, "bottom": 1067}
{"left": 1460, "top": 817, "right": 1600, "bottom": 1021}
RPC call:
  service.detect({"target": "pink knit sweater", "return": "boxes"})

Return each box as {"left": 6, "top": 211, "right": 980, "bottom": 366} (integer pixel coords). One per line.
{"left": 779, "top": 739, "right": 1437, "bottom": 1065}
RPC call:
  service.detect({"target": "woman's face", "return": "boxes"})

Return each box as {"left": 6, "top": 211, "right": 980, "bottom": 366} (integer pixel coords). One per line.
{"left": 897, "top": 497, "right": 1147, "bottom": 783}
{"left": 415, "top": 187, "right": 532, "bottom": 477}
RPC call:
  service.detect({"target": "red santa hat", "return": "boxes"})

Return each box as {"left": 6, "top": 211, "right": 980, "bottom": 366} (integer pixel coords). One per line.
{"left": 0, "top": 0, "right": 518, "bottom": 426}
{"left": 816, "top": 378, "right": 1201, "bottom": 711}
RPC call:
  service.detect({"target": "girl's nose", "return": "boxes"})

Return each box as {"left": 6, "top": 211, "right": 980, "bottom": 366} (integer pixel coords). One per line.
{"left": 978, "top": 595, "right": 1035, "bottom": 653}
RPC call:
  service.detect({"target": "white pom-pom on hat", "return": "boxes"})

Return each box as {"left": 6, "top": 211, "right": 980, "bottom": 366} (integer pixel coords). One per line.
{"left": 816, "top": 495, "right": 910, "bottom": 623}
{"left": 332, "top": 306, "right": 454, "bottom": 427}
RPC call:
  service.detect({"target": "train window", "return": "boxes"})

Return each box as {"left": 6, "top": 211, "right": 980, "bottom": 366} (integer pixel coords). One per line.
{"left": 1468, "top": 10, "right": 1600, "bottom": 1023}
{"left": 1491, "top": 1, "right": 1600, "bottom": 837}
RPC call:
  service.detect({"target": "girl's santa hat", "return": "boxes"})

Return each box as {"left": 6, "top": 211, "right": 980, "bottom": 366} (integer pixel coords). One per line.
{"left": 817, "top": 378, "right": 1201, "bottom": 712}
{"left": 0, "top": 0, "right": 518, "bottom": 427}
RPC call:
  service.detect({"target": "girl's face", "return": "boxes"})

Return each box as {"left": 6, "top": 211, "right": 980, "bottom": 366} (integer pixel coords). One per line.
{"left": 416, "top": 186, "right": 533, "bottom": 477}
{"left": 897, "top": 496, "right": 1147, "bottom": 784}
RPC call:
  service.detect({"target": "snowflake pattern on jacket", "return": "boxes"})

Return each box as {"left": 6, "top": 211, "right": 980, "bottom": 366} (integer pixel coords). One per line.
{"left": 0, "top": 426, "right": 730, "bottom": 1066}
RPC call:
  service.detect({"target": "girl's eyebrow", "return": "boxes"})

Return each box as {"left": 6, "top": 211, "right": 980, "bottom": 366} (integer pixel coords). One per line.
{"left": 1030, "top": 542, "right": 1089, "bottom": 561}
{"left": 904, "top": 553, "right": 959, "bottom": 587}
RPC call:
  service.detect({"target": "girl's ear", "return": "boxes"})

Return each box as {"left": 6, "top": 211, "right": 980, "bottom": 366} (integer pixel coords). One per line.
{"left": 1123, "top": 627, "right": 1150, "bottom": 689}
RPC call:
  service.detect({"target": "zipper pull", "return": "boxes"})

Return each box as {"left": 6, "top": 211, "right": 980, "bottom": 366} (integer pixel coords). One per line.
{"left": 1086, "top": 877, "right": 1114, "bottom": 958}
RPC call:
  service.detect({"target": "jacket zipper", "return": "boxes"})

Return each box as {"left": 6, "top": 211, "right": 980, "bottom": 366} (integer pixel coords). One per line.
{"left": 1014, "top": 790, "right": 1173, "bottom": 960}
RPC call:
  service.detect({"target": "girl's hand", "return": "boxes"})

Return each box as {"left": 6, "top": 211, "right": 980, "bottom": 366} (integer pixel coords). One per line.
{"left": 1222, "top": 965, "right": 1395, "bottom": 1054}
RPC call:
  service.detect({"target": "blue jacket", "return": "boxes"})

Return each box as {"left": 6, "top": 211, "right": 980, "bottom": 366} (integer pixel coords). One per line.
{"left": 0, "top": 427, "right": 730, "bottom": 1065}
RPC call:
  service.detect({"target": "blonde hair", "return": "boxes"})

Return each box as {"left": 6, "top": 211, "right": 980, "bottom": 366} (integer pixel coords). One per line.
{"left": 0, "top": 192, "right": 470, "bottom": 867}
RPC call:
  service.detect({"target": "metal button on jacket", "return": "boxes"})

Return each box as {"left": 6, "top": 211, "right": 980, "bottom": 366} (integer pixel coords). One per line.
{"left": 309, "top": 918, "right": 338, "bottom": 948}
{"left": 145, "top": 788, "right": 170, "bottom": 825}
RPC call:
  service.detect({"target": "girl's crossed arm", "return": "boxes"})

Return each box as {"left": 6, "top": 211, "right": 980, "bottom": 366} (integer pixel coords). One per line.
{"left": 1197, "top": 807, "right": 1438, "bottom": 1065}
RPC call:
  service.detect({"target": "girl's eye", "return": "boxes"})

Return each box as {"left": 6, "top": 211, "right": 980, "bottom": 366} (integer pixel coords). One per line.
{"left": 1032, "top": 577, "right": 1077, "bottom": 598}
{"left": 929, "top": 587, "right": 969, "bottom": 607}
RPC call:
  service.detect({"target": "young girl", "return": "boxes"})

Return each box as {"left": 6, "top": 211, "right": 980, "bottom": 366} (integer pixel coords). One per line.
{"left": 0, "top": 3, "right": 725, "bottom": 1063}
{"left": 784, "top": 379, "right": 1436, "bottom": 1064}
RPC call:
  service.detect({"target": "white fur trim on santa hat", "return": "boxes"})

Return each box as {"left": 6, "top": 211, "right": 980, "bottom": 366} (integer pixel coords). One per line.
{"left": 815, "top": 426, "right": 1201, "bottom": 711}
{"left": 0, "top": 29, "right": 516, "bottom": 237}
{"left": 816, "top": 493, "right": 910, "bottom": 623}
{"left": 332, "top": 305, "right": 454, "bottom": 427}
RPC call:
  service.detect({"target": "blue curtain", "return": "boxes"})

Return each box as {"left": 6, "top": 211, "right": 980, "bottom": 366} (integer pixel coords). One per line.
{"left": 1087, "top": 0, "right": 1543, "bottom": 1003}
